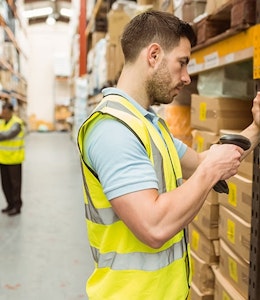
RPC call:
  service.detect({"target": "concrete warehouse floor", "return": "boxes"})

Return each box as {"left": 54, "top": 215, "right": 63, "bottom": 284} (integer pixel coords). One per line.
{"left": 0, "top": 132, "right": 94, "bottom": 300}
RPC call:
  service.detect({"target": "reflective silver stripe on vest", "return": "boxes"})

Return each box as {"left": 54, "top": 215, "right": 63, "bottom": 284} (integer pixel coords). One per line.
{"left": 94, "top": 236, "right": 186, "bottom": 271}
{"left": 85, "top": 203, "right": 119, "bottom": 224}
{"left": 0, "top": 145, "right": 24, "bottom": 151}
{"left": 81, "top": 163, "right": 120, "bottom": 225}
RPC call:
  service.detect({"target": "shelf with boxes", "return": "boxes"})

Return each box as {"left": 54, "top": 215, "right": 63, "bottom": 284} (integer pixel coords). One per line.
{"left": 0, "top": 1, "right": 28, "bottom": 106}
{"left": 188, "top": 2, "right": 260, "bottom": 299}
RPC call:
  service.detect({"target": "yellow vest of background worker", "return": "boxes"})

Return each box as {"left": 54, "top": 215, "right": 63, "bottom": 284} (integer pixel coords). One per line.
{"left": 0, "top": 115, "right": 25, "bottom": 164}
{"left": 78, "top": 95, "right": 192, "bottom": 300}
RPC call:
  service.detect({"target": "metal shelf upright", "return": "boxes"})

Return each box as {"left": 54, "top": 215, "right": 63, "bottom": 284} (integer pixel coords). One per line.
{"left": 248, "top": 2, "right": 260, "bottom": 299}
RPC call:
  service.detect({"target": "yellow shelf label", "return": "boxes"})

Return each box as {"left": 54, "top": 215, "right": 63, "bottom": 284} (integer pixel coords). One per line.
{"left": 227, "top": 219, "right": 235, "bottom": 244}
{"left": 228, "top": 182, "right": 237, "bottom": 207}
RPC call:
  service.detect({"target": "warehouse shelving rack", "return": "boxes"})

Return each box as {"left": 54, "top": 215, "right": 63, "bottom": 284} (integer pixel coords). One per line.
{"left": 190, "top": 7, "right": 260, "bottom": 298}
{"left": 0, "top": 4, "right": 27, "bottom": 103}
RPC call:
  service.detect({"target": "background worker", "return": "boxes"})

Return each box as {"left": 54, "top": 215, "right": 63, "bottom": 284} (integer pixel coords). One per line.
{"left": 77, "top": 10, "right": 260, "bottom": 300}
{"left": 0, "top": 102, "right": 25, "bottom": 216}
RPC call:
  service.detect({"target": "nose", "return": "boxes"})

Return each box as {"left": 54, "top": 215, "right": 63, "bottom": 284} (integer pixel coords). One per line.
{"left": 181, "top": 69, "right": 191, "bottom": 85}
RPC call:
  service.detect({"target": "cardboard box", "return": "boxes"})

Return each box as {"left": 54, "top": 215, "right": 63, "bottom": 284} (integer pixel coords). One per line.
{"left": 192, "top": 200, "right": 219, "bottom": 240}
{"left": 189, "top": 222, "right": 219, "bottom": 264}
{"left": 105, "top": 41, "right": 124, "bottom": 83}
{"left": 192, "top": 129, "right": 219, "bottom": 152}
{"left": 182, "top": 0, "right": 207, "bottom": 23}
{"left": 231, "top": 0, "right": 256, "bottom": 28}
{"left": 205, "top": 190, "right": 219, "bottom": 205}
{"left": 205, "top": 0, "right": 230, "bottom": 15}
{"left": 218, "top": 205, "right": 251, "bottom": 263}
{"left": 190, "top": 94, "right": 253, "bottom": 133}
{"left": 218, "top": 174, "right": 252, "bottom": 223}
{"left": 190, "top": 282, "right": 214, "bottom": 300}
{"left": 196, "top": 18, "right": 230, "bottom": 44}
{"left": 107, "top": 3, "right": 133, "bottom": 45}
{"left": 212, "top": 265, "right": 246, "bottom": 300}
{"left": 219, "top": 239, "right": 249, "bottom": 299}
{"left": 190, "top": 250, "right": 215, "bottom": 293}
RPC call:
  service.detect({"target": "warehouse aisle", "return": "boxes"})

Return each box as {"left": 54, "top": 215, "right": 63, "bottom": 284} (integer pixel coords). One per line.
{"left": 0, "top": 132, "right": 94, "bottom": 300}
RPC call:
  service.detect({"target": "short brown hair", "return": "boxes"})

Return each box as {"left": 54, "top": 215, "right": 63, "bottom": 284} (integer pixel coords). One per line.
{"left": 121, "top": 10, "right": 196, "bottom": 63}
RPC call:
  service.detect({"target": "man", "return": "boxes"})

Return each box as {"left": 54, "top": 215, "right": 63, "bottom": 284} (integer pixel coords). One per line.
{"left": 77, "top": 11, "right": 260, "bottom": 299}
{"left": 0, "top": 102, "right": 25, "bottom": 216}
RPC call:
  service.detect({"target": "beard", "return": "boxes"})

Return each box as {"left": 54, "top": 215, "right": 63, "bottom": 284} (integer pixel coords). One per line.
{"left": 145, "top": 59, "right": 181, "bottom": 106}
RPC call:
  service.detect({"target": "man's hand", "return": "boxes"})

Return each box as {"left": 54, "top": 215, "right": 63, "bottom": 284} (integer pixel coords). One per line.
{"left": 202, "top": 144, "right": 243, "bottom": 181}
{"left": 252, "top": 92, "right": 260, "bottom": 129}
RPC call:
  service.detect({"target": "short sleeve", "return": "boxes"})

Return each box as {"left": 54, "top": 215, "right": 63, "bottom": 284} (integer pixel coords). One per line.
{"left": 172, "top": 136, "right": 188, "bottom": 159}
{"left": 83, "top": 118, "right": 159, "bottom": 200}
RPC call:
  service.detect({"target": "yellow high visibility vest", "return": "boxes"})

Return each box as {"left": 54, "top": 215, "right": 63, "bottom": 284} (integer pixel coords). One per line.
{"left": 78, "top": 95, "right": 192, "bottom": 300}
{"left": 0, "top": 115, "right": 25, "bottom": 164}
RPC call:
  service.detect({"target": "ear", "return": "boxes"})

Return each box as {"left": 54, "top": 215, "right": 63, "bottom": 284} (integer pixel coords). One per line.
{"left": 147, "top": 43, "right": 161, "bottom": 67}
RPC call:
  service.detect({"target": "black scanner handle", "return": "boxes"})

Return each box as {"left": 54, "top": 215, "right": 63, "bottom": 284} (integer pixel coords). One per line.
{"left": 213, "top": 134, "right": 251, "bottom": 194}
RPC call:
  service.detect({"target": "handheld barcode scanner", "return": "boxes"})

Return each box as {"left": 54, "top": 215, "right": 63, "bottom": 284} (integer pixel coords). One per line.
{"left": 213, "top": 134, "right": 251, "bottom": 194}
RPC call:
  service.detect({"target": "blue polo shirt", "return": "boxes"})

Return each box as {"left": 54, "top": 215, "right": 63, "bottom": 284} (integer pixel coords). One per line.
{"left": 83, "top": 88, "right": 187, "bottom": 200}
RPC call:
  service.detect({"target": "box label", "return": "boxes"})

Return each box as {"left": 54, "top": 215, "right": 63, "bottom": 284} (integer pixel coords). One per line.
{"left": 196, "top": 136, "right": 204, "bottom": 153}
{"left": 228, "top": 182, "right": 237, "bottom": 207}
{"left": 191, "top": 229, "right": 200, "bottom": 251}
{"left": 223, "top": 291, "right": 231, "bottom": 300}
{"left": 228, "top": 257, "right": 238, "bottom": 283}
{"left": 199, "top": 102, "right": 207, "bottom": 121}
{"left": 227, "top": 219, "right": 235, "bottom": 244}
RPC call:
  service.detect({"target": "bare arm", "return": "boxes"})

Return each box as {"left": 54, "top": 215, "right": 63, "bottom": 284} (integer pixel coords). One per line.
{"left": 240, "top": 92, "right": 260, "bottom": 158}
{"left": 111, "top": 143, "right": 243, "bottom": 248}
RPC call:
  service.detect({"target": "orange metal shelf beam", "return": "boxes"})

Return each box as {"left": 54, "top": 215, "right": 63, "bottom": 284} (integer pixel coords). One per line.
{"left": 79, "top": 0, "right": 87, "bottom": 76}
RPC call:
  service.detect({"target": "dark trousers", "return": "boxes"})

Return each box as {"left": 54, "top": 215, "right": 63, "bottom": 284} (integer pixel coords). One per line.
{"left": 0, "top": 163, "right": 22, "bottom": 209}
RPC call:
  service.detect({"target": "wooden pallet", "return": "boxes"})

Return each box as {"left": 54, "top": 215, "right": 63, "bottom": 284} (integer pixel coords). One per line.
{"left": 194, "top": 0, "right": 256, "bottom": 46}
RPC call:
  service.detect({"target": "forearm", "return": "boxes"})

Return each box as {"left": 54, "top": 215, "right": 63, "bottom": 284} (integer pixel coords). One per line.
{"left": 153, "top": 163, "right": 217, "bottom": 245}
{"left": 113, "top": 158, "right": 224, "bottom": 249}
{"left": 0, "top": 123, "right": 21, "bottom": 141}
{"left": 240, "top": 122, "right": 260, "bottom": 159}
{"left": 181, "top": 147, "right": 208, "bottom": 179}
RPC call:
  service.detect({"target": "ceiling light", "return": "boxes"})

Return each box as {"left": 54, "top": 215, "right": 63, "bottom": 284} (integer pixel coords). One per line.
{"left": 60, "top": 8, "right": 72, "bottom": 18}
{"left": 23, "top": 7, "right": 53, "bottom": 19}
{"left": 46, "top": 15, "right": 56, "bottom": 25}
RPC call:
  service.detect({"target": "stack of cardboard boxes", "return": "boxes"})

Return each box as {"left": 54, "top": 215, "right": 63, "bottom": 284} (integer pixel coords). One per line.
{"left": 189, "top": 63, "right": 254, "bottom": 299}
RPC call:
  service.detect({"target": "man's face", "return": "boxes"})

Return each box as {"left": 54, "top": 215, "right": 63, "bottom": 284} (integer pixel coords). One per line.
{"left": 1, "top": 108, "right": 12, "bottom": 120}
{"left": 146, "top": 37, "right": 191, "bottom": 105}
